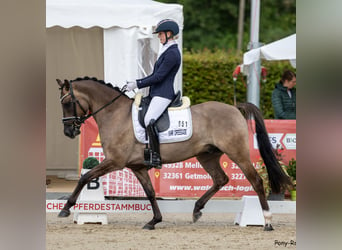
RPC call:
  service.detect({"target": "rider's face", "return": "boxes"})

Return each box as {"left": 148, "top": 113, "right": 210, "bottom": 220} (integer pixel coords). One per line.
{"left": 158, "top": 32, "right": 166, "bottom": 44}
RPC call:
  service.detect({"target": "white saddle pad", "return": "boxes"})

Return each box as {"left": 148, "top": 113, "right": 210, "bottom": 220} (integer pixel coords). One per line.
{"left": 132, "top": 95, "right": 193, "bottom": 144}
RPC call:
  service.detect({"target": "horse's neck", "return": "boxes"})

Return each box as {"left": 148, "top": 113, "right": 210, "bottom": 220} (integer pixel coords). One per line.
{"left": 90, "top": 86, "right": 133, "bottom": 148}
{"left": 80, "top": 81, "right": 132, "bottom": 125}
{"left": 77, "top": 82, "right": 126, "bottom": 110}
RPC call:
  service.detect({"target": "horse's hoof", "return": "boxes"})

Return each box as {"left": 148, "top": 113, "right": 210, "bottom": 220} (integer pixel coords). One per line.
{"left": 58, "top": 209, "right": 70, "bottom": 217}
{"left": 193, "top": 211, "right": 202, "bottom": 223}
{"left": 264, "top": 223, "right": 274, "bottom": 231}
{"left": 142, "top": 224, "right": 155, "bottom": 230}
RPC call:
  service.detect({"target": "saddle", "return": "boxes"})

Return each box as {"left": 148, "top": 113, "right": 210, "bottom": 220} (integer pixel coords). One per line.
{"left": 132, "top": 93, "right": 192, "bottom": 144}
{"left": 137, "top": 91, "right": 183, "bottom": 132}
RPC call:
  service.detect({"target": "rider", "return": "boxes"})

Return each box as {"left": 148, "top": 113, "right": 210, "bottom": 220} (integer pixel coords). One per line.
{"left": 125, "top": 19, "right": 181, "bottom": 169}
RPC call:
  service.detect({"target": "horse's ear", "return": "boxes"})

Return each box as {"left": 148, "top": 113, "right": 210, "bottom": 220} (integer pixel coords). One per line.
{"left": 63, "top": 79, "right": 70, "bottom": 90}
{"left": 56, "top": 79, "right": 63, "bottom": 87}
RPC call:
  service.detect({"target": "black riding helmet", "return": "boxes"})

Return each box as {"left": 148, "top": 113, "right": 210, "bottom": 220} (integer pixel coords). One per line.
{"left": 153, "top": 19, "right": 179, "bottom": 45}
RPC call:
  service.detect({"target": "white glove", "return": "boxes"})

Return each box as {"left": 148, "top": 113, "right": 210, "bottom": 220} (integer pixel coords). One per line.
{"left": 125, "top": 81, "right": 137, "bottom": 91}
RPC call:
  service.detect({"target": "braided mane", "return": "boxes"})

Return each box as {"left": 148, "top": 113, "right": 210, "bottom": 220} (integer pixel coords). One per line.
{"left": 70, "top": 76, "right": 123, "bottom": 93}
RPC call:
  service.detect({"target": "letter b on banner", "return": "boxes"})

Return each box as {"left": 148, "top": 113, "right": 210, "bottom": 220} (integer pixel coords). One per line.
{"left": 79, "top": 170, "right": 104, "bottom": 199}
{"left": 87, "top": 177, "right": 100, "bottom": 190}
{"left": 74, "top": 168, "right": 107, "bottom": 224}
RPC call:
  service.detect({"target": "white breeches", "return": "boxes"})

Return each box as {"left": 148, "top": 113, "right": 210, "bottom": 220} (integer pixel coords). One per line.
{"left": 144, "top": 96, "right": 171, "bottom": 127}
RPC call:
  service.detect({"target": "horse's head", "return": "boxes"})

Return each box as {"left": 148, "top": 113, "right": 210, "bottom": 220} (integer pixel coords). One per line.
{"left": 57, "top": 79, "right": 89, "bottom": 139}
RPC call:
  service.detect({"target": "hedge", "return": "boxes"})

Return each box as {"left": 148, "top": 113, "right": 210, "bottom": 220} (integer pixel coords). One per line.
{"left": 182, "top": 49, "right": 294, "bottom": 119}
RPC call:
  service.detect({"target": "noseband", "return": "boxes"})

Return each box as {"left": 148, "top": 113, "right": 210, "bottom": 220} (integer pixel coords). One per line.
{"left": 60, "top": 82, "right": 126, "bottom": 129}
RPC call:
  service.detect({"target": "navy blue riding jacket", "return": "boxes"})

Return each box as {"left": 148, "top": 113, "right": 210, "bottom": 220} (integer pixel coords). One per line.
{"left": 136, "top": 44, "right": 181, "bottom": 100}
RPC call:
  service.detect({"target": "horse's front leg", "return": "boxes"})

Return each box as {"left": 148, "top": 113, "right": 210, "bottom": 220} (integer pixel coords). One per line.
{"left": 58, "top": 159, "right": 117, "bottom": 217}
{"left": 131, "top": 167, "right": 162, "bottom": 230}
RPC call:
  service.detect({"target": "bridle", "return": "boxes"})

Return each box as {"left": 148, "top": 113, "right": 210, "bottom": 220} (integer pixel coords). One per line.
{"left": 60, "top": 81, "right": 127, "bottom": 130}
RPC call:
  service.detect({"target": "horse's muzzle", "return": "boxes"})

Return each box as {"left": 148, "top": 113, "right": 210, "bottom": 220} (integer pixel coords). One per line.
{"left": 64, "top": 124, "right": 81, "bottom": 138}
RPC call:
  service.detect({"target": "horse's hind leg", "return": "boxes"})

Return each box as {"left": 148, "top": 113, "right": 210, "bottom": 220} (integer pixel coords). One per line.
{"left": 131, "top": 167, "right": 162, "bottom": 230}
{"left": 193, "top": 152, "right": 228, "bottom": 223}
{"left": 231, "top": 157, "right": 274, "bottom": 231}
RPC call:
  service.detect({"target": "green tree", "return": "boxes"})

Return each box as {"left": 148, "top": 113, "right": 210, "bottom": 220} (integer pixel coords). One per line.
{"left": 159, "top": 0, "right": 239, "bottom": 50}
{"left": 156, "top": 0, "right": 296, "bottom": 51}
{"left": 259, "top": 0, "right": 296, "bottom": 43}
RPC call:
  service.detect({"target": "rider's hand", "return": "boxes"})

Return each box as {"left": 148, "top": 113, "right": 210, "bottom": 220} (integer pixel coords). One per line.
{"left": 125, "top": 81, "right": 137, "bottom": 91}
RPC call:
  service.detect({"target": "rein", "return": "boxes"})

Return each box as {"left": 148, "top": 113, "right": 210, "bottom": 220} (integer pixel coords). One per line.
{"left": 60, "top": 81, "right": 127, "bottom": 126}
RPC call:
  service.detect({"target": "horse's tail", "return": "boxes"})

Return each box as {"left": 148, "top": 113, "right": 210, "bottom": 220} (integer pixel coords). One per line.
{"left": 236, "top": 102, "right": 292, "bottom": 193}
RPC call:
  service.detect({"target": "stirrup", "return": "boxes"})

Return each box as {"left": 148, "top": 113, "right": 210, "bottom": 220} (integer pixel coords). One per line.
{"left": 151, "top": 156, "right": 162, "bottom": 169}
{"left": 144, "top": 150, "right": 162, "bottom": 169}
{"left": 145, "top": 161, "right": 162, "bottom": 170}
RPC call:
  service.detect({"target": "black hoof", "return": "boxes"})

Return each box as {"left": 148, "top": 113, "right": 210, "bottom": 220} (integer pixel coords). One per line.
{"left": 58, "top": 209, "right": 70, "bottom": 217}
{"left": 264, "top": 223, "right": 274, "bottom": 231}
{"left": 142, "top": 224, "right": 155, "bottom": 230}
{"left": 193, "top": 211, "right": 202, "bottom": 223}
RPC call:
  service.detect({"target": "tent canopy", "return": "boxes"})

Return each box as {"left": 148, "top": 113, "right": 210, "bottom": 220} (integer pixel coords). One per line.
{"left": 46, "top": 0, "right": 184, "bottom": 97}
{"left": 46, "top": 0, "right": 183, "bottom": 175}
{"left": 243, "top": 34, "right": 296, "bottom": 68}
{"left": 47, "top": 0, "right": 183, "bottom": 29}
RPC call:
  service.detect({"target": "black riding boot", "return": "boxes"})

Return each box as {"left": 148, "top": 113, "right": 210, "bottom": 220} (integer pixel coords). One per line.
{"left": 145, "top": 120, "right": 162, "bottom": 169}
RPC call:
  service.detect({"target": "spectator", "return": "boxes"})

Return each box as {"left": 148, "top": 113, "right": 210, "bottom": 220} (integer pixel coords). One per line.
{"left": 272, "top": 70, "right": 296, "bottom": 119}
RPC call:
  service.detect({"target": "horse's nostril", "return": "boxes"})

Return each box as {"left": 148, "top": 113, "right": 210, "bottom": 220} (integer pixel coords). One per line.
{"left": 64, "top": 131, "right": 72, "bottom": 138}
{"left": 64, "top": 126, "right": 75, "bottom": 138}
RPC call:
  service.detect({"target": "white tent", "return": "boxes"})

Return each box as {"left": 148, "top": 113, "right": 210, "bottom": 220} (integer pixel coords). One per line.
{"left": 243, "top": 34, "right": 296, "bottom": 68}
{"left": 46, "top": 0, "right": 183, "bottom": 176}
{"left": 47, "top": 0, "right": 183, "bottom": 95}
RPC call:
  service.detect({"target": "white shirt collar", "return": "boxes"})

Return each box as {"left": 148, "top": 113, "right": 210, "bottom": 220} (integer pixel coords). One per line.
{"left": 158, "top": 40, "right": 177, "bottom": 59}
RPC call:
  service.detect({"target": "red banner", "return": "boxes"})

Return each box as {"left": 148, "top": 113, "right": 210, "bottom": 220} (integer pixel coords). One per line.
{"left": 79, "top": 118, "right": 296, "bottom": 198}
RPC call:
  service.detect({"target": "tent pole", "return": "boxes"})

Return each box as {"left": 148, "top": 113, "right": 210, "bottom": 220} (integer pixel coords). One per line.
{"left": 234, "top": 80, "right": 236, "bottom": 106}
{"left": 247, "top": 0, "right": 261, "bottom": 108}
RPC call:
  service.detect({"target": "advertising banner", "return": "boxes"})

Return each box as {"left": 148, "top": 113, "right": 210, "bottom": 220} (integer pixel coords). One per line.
{"left": 79, "top": 118, "right": 296, "bottom": 198}
{"left": 46, "top": 200, "right": 152, "bottom": 213}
